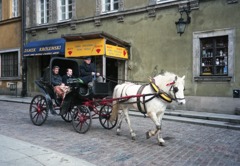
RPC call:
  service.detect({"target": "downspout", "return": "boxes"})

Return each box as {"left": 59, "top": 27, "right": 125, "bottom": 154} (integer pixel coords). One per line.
{"left": 21, "top": 0, "right": 27, "bottom": 97}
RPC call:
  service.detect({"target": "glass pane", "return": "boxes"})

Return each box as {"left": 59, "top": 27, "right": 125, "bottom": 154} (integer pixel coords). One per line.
{"left": 61, "top": 0, "right": 66, "bottom": 5}
{"left": 114, "top": 3, "right": 119, "bottom": 10}
{"left": 68, "top": 5, "right": 72, "bottom": 12}
{"left": 68, "top": 12, "right": 72, "bottom": 19}
{"left": 106, "top": 4, "right": 110, "bottom": 11}
{"left": 61, "top": 7, "right": 66, "bottom": 12}
{"left": 69, "top": 0, "right": 72, "bottom": 4}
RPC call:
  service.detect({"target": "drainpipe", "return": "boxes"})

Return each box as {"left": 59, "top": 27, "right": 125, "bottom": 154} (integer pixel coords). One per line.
{"left": 21, "top": 0, "right": 27, "bottom": 97}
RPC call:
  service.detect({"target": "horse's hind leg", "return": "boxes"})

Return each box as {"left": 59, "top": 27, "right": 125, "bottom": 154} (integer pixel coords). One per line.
{"left": 116, "top": 110, "right": 125, "bottom": 135}
{"left": 122, "top": 108, "right": 136, "bottom": 140}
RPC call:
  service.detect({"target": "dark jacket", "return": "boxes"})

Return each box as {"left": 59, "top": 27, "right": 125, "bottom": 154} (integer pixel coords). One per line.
{"left": 79, "top": 62, "right": 96, "bottom": 77}
{"left": 51, "top": 73, "right": 62, "bottom": 86}
{"left": 62, "top": 75, "right": 74, "bottom": 85}
{"left": 79, "top": 62, "right": 96, "bottom": 84}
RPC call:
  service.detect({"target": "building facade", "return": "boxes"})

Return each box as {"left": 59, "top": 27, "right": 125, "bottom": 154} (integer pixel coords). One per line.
{"left": 0, "top": 0, "right": 22, "bottom": 95}
{"left": 24, "top": 0, "right": 240, "bottom": 114}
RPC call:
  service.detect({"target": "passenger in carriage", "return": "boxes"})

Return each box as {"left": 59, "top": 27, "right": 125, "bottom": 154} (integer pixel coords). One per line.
{"left": 62, "top": 68, "right": 74, "bottom": 86}
{"left": 51, "top": 66, "right": 70, "bottom": 100}
{"left": 79, "top": 57, "right": 103, "bottom": 86}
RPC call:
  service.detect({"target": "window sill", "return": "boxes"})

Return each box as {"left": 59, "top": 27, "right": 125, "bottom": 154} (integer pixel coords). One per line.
{"left": 194, "top": 76, "right": 232, "bottom": 82}
{"left": 0, "top": 77, "right": 21, "bottom": 81}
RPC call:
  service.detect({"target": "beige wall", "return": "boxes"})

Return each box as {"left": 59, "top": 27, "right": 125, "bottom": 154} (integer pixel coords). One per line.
{"left": 25, "top": 0, "right": 240, "bottom": 113}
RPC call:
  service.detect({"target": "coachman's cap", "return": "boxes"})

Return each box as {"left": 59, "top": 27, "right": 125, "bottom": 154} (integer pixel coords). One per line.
{"left": 84, "top": 57, "right": 91, "bottom": 60}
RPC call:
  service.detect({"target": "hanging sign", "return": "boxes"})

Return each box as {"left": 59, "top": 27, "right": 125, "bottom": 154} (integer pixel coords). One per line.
{"left": 106, "top": 44, "right": 128, "bottom": 59}
{"left": 65, "top": 39, "right": 105, "bottom": 57}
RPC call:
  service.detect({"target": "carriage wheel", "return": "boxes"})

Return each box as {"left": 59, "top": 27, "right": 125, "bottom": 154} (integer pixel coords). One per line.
{"left": 99, "top": 105, "right": 117, "bottom": 129}
{"left": 72, "top": 105, "right": 92, "bottom": 134}
{"left": 61, "top": 107, "right": 74, "bottom": 122}
{"left": 29, "top": 95, "right": 48, "bottom": 126}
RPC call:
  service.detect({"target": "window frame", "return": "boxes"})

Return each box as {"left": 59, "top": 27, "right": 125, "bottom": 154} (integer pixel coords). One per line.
{"left": 193, "top": 28, "right": 235, "bottom": 82}
{"left": 57, "top": 0, "right": 73, "bottom": 21}
{"left": 11, "top": 0, "right": 19, "bottom": 18}
{"left": 101, "top": 0, "right": 119, "bottom": 14}
{"left": 0, "top": 49, "right": 20, "bottom": 80}
{"left": 156, "top": 0, "right": 177, "bottom": 4}
{"left": 36, "top": 0, "right": 50, "bottom": 25}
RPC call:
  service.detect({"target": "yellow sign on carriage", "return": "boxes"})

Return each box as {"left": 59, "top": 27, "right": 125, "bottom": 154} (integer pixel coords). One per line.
{"left": 65, "top": 39, "right": 105, "bottom": 57}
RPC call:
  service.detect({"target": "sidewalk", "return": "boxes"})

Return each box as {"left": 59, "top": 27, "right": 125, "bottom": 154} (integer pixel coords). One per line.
{"left": 0, "top": 134, "right": 95, "bottom": 166}
{"left": 0, "top": 95, "right": 240, "bottom": 130}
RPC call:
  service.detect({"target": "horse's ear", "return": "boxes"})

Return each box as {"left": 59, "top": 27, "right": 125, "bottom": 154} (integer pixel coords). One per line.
{"left": 175, "top": 76, "right": 178, "bottom": 81}
{"left": 182, "top": 75, "right": 185, "bottom": 80}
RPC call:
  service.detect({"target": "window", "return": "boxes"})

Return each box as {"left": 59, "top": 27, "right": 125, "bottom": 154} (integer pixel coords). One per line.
{"left": 0, "top": 51, "right": 19, "bottom": 78}
{"left": 37, "top": 0, "right": 49, "bottom": 24}
{"left": 193, "top": 28, "right": 235, "bottom": 81}
{"left": 101, "top": 0, "right": 119, "bottom": 13}
{"left": 200, "top": 36, "right": 228, "bottom": 76}
{"left": 58, "top": 0, "right": 72, "bottom": 21}
{"left": 11, "top": 0, "right": 19, "bottom": 18}
{"left": 0, "top": 0, "right": 2, "bottom": 20}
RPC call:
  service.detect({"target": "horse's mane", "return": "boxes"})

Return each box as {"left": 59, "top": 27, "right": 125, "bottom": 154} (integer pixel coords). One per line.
{"left": 153, "top": 71, "right": 182, "bottom": 91}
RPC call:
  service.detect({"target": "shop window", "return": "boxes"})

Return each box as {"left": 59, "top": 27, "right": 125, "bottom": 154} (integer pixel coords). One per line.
{"left": 0, "top": 51, "right": 19, "bottom": 78}
{"left": 200, "top": 36, "right": 228, "bottom": 76}
{"left": 58, "top": 0, "right": 72, "bottom": 21}
{"left": 11, "top": 0, "right": 19, "bottom": 18}
{"left": 193, "top": 28, "right": 235, "bottom": 81}
{"left": 37, "top": 0, "right": 49, "bottom": 24}
{"left": 101, "top": 0, "right": 119, "bottom": 13}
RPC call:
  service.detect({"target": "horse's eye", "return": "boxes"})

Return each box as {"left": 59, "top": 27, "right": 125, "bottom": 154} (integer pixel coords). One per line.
{"left": 173, "top": 87, "right": 178, "bottom": 93}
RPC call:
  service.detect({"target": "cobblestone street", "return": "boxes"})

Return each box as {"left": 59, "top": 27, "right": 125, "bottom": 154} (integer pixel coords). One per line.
{"left": 0, "top": 101, "right": 239, "bottom": 166}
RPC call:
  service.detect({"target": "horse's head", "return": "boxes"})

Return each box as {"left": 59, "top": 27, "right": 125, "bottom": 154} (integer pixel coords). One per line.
{"left": 168, "top": 75, "right": 186, "bottom": 105}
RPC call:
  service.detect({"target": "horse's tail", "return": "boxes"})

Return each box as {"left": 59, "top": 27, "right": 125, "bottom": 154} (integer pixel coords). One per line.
{"left": 110, "top": 86, "right": 119, "bottom": 122}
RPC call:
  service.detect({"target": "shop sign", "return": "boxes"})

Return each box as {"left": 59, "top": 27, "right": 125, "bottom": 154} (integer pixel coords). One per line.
{"left": 65, "top": 39, "right": 105, "bottom": 57}
{"left": 106, "top": 44, "right": 128, "bottom": 59}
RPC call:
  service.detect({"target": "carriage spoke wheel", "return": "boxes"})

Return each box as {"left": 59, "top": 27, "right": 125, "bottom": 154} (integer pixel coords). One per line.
{"left": 29, "top": 95, "right": 48, "bottom": 126}
{"left": 72, "top": 105, "right": 92, "bottom": 134}
{"left": 61, "top": 106, "right": 74, "bottom": 122}
{"left": 99, "top": 105, "right": 117, "bottom": 129}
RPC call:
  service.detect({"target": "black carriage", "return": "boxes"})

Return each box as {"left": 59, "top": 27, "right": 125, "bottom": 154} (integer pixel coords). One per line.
{"left": 29, "top": 57, "right": 117, "bottom": 133}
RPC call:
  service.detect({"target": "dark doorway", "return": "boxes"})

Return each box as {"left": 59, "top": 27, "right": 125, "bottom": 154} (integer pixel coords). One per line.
{"left": 106, "top": 58, "right": 118, "bottom": 94}
{"left": 40, "top": 56, "right": 51, "bottom": 77}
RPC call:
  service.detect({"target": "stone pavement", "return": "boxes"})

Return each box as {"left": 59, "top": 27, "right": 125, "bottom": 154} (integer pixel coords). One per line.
{"left": 0, "top": 95, "right": 239, "bottom": 130}
{"left": 0, "top": 134, "right": 95, "bottom": 166}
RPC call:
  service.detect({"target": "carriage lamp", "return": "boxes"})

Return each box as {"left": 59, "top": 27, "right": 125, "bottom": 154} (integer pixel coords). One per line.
{"left": 175, "top": 2, "right": 191, "bottom": 36}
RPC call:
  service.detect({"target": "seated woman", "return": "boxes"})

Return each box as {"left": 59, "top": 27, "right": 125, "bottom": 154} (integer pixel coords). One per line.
{"left": 51, "top": 66, "right": 70, "bottom": 100}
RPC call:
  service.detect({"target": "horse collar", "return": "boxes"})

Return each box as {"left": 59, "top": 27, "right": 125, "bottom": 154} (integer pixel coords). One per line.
{"left": 149, "top": 78, "right": 173, "bottom": 103}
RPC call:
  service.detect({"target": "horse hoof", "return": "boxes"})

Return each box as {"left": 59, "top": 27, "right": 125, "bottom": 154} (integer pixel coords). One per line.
{"left": 146, "top": 132, "right": 150, "bottom": 139}
{"left": 159, "top": 142, "right": 165, "bottom": 146}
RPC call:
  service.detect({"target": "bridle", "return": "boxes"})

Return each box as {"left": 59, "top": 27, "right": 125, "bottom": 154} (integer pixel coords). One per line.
{"left": 167, "top": 81, "right": 185, "bottom": 102}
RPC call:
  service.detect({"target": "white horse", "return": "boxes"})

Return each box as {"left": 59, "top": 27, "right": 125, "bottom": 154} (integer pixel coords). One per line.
{"left": 110, "top": 71, "right": 186, "bottom": 145}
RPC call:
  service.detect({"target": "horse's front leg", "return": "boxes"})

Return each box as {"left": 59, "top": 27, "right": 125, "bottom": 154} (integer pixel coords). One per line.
{"left": 122, "top": 108, "right": 136, "bottom": 140}
{"left": 156, "top": 111, "right": 165, "bottom": 146}
{"left": 146, "top": 111, "right": 160, "bottom": 139}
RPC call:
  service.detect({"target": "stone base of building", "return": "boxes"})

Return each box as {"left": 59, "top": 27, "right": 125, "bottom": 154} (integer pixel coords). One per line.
{"left": 170, "top": 96, "right": 240, "bottom": 115}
